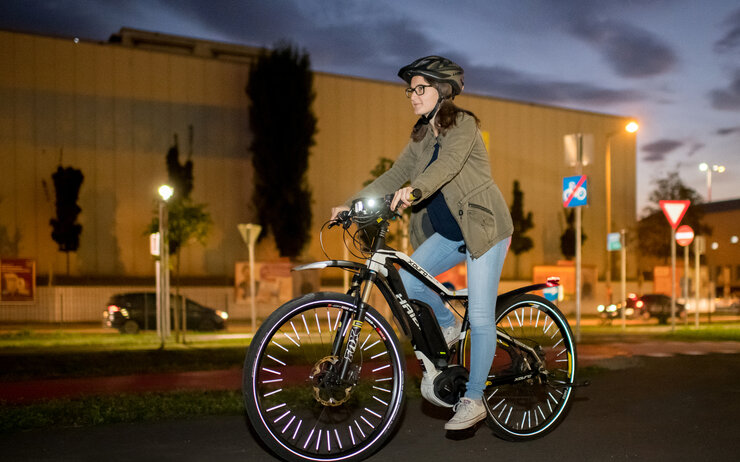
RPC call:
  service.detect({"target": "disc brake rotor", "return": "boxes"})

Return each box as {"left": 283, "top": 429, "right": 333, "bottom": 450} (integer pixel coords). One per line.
{"left": 310, "top": 356, "right": 353, "bottom": 406}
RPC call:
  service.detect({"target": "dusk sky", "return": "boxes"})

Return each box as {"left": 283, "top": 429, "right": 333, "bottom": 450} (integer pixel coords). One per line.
{"left": 2, "top": 0, "right": 739, "bottom": 213}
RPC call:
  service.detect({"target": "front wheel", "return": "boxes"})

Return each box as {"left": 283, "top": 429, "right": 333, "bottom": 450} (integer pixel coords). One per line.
{"left": 462, "top": 294, "right": 577, "bottom": 441}
{"left": 244, "top": 292, "right": 406, "bottom": 462}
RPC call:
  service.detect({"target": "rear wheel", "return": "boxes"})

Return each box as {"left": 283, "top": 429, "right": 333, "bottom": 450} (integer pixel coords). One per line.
{"left": 462, "top": 294, "right": 577, "bottom": 441}
{"left": 244, "top": 292, "right": 406, "bottom": 462}
{"left": 120, "top": 320, "right": 140, "bottom": 334}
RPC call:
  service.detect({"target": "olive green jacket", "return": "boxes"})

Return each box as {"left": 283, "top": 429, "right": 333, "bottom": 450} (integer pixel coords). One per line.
{"left": 348, "top": 113, "right": 513, "bottom": 258}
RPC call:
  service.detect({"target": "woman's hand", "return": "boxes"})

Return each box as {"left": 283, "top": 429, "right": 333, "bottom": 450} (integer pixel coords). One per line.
{"left": 391, "top": 186, "right": 416, "bottom": 211}
{"left": 330, "top": 205, "right": 350, "bottom": 221}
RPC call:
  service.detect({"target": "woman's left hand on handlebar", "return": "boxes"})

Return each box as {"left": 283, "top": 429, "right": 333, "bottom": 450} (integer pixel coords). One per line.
{"left": 391, "top": 186, "right": 416, "bottom": 211}
{"left": 330, "top": 205, "right": 350, "bottom": 221}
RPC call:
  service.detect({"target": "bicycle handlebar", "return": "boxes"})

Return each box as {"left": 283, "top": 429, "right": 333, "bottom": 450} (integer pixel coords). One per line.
{"left": 330, "top": 189, "right": 422, "bottom": 232}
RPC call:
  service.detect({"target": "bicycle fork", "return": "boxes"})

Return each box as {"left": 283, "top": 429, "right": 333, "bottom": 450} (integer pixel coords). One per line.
{"left": 331, "top": 271, "right": 378, "bottom": 384}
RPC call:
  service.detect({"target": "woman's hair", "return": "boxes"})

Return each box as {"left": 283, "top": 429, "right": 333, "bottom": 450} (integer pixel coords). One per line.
{"left": 410, "top": 80, "right": 479, "bottom": 142}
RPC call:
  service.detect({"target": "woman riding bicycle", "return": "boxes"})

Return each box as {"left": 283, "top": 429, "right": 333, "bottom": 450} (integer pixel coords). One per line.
{"left": 331, "top": 55, "right": 513, "bottom": 431}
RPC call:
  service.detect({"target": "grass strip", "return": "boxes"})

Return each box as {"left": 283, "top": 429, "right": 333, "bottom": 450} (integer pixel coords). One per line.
{"left": 0, "top": 347, "right": 248, "bottom": 382}
{"left": 1, "top": 378, "right": 425, "bottom": 434}
{"left": 0, "top": 390, "right": 245, "bottom": 434}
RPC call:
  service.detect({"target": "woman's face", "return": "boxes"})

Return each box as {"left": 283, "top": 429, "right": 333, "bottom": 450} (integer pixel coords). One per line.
{"left": 409, "top": 75, "right": 439, "bottom": 117}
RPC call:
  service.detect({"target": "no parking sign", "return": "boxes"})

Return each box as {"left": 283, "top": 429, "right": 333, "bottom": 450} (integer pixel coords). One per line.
{"left": 563, "top": 175, "right": 587, "bottom": 207}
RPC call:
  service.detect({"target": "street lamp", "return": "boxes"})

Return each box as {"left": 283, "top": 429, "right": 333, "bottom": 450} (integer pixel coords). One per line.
{"left": 605, "top": 121, "right": 639, "bottom": 302}
{"left": 698, "top": 163, "right": 725, "bottom": 202}
{"left": 157, "top": 184, "right": 174, "bottom": 346}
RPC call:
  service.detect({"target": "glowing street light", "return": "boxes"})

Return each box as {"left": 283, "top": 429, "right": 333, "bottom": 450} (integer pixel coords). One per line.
{"left": 157, "top": 184, "right": 174, "bottom": 346}
{"left": 158, "top": 184, "right": 174, "bottom": 201}
{"left": 698, "top": 163, "right": 725, "bottom": 202}
{"left": 606, "top": 121, "right": 639, "bottom": 303}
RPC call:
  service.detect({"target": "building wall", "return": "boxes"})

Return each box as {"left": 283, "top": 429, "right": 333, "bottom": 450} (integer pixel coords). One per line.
{"left": 0, "top": 29, "right": 638, "bottom": 285}
{"left": 701, "top": 201, "right": 740, "bottom": 291}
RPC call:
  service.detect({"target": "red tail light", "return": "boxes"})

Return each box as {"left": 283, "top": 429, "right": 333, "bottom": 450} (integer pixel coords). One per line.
{"left": 107, "top": 305, "right": 120, "bottom": 313}
{"left": 636, "top": 301, "right": 644, "bottom": 308}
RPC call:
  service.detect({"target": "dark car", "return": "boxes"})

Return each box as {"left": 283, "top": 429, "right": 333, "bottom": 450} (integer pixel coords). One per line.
{"left": 103, "top": 292, "right": 228, "bottom": 334}
{"left": 638, "top": 293, "right": 685, "bottom": 324}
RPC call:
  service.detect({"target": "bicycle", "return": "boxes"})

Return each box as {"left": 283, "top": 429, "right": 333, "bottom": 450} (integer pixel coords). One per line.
{"left": 243, "top": 193, "right": 582, "bottom": 462}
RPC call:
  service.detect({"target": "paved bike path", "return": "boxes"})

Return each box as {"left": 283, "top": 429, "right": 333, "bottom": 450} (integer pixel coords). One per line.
{"left": 2, "top": 353, "right": 739, "bottom": 462}
{"left": 2, "top": 341, "right": 739, "bottom": 403}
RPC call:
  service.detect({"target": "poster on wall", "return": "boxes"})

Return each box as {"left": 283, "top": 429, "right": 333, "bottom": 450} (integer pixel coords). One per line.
{"left": 235, "top": 261, "right": 293, "bottom": 305}
{"left": 0, "top": 259, "right": 36, "bottom": 302}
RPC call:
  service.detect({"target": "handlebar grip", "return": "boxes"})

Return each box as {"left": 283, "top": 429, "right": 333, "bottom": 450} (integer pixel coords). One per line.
{"left": 328, "top": 210, "right": 351, "bottom": 229}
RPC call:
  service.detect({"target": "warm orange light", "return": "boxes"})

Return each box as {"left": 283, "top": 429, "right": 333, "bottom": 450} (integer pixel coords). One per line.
{"left": 625, "top": 121, "right": 639, "bottom": 133}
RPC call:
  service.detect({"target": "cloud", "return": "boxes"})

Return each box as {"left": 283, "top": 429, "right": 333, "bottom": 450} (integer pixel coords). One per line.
{"left": 708, "top": 70, "right": 740, "bottom": 110}
{"left": 716, "top": 125, "right": 740, "bottom": 135}
{"left": 715, "top": 7, "right": 740, "bottom": 53}
{"left": 461, "top": 63, "right": 644, "bottom": 107}
{"left": 686, "top": 142, "right": 705, "bottom": 157}
{"left": 568, "top": 17, "right": 678, "bottom": 78}
{"left": 642, "top": 139, "right": 683, "bottom": 162}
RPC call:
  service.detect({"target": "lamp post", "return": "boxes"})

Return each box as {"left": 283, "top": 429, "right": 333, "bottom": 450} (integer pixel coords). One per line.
{"left": 698, "top": 163, "right": 725, "bottom": 202}
{"left": 605, "top": 121, "right": 638, "bottom": 303}
{"left": 157, "top": 184, "right": 174, "bottom": 347}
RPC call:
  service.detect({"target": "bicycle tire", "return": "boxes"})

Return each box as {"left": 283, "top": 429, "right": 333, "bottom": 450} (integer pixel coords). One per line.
{"left": 244, "top": 292, "right": 406, "bottom": 462}
{"left": 462, "top": 293, "right": 577, "bottom": 441}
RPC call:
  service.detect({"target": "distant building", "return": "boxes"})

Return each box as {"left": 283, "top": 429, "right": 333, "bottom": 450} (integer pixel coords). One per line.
{"left": 700, "top": 199, "right": 740, "bottom": 294}
{"left": 0, "top": 28, "right": 638, "bottom": 285}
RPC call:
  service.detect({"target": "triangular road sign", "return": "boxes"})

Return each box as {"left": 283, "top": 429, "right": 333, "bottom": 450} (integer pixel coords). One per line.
{"left": 659, "top": 200, "right": 690, "bottom": 229}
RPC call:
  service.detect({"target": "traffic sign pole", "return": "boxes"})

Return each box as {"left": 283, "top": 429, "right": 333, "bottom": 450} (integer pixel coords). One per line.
{"left": 620, "top": 229, "right": 627, "bottom": 330}
{"left": 694, "top": 236, "right": 705, "bottom": 328}
{"left": 660, "top": 200, "right": 690, "bottom": 333}
{"left": 684, "top": 244, "right": 689, "bottom": 325}
{"left": 671, "top": 228, "right": 677, "bottom": 331}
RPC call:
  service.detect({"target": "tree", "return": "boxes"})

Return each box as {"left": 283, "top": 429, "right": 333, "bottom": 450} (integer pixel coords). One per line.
{"left": 560, "top": 209, "right": 587, "bottom": 260}
{"left": 636, "top": 171, "right": 709, "bottom": 261}
{"left": 509, "top": 180, "right": 534, "bottom": 278}
{"left": 148, "top": 135, "right": 213, "bottom": 343}
{"left": 362, "top": 157, "right": 395, "bottom": 187}
{"left": 165, "top": 133, "right": 193, "bottom": 201}
{"left": 49, "top": 165, "right": 84, "bottom": 274}
{"left": 0, "top": 197, "right": 21, "bottom": 257}
{"left": 361, "top": 157, "right": 407, "bottom": 248}
{"left": 246, "top": 43, "right": 317, "bottom": 259}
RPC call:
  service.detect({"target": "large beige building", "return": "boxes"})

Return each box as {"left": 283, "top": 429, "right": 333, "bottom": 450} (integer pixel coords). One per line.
{"left": 1, "top": 29, "right": 638, "bottom": 288}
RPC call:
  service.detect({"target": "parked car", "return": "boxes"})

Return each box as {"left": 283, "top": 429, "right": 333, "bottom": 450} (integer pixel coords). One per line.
{"left": 103, "top": 292, "right": 228, "bottom": 334}
{"left": 638, "top": 293, "right": 685, "bottom": 324}
{"left": 714, "top": 296, "right": 740, "bottom": 314}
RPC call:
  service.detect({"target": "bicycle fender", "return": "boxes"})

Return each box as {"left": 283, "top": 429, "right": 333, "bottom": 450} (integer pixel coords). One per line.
{"left": 292, "top": 260, "right": 366, "bottom": 272}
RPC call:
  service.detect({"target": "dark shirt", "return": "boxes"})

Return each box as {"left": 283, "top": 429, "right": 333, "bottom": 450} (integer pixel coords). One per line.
{"left": 424, "top": 143, "right": 463, "bottom": 241}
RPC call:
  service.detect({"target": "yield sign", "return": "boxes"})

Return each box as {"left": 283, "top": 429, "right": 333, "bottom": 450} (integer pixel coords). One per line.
{"left": 659, "top": 200, "right": 690, "bottom": 229}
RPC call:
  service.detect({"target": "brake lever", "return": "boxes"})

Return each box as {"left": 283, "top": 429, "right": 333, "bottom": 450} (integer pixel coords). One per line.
{"left": 329, "top": 210, "right": 351, "bottom": 230}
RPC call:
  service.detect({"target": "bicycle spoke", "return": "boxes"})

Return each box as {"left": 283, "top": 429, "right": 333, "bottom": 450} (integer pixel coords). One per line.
{"left": 463, "top": 294, "right": 576, "bottom": 440}
{"left": 245, "top": 296, "right": 405, "bottom": 460}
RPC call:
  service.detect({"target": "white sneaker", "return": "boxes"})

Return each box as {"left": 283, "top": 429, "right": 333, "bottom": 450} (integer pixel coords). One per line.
{"left": 441, "top": 318, "right": 462, "bottom": 346}
{"left": 444, "top": 397, "right": 487, "bottom": 430}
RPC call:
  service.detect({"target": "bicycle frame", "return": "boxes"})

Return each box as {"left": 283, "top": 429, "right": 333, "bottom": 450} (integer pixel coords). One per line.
{"left": 294, "top": 238, "right": 558, "bottom": 386}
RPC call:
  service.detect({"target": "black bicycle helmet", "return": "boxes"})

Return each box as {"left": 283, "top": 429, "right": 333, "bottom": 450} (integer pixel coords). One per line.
{"left": 398, "top": 55, "right": 464, "bottom": 96}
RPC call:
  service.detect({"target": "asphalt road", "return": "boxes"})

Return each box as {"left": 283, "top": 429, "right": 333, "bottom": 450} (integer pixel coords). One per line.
{"left": 2, "top": 352, "right": 739, "bottom": 461}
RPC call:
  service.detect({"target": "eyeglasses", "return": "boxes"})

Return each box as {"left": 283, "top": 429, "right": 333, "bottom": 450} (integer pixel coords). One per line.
{"left": 405, "top": 84, "right": 432, "bottom": 98}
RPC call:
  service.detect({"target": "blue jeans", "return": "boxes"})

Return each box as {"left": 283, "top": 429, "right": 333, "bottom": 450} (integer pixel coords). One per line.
{"left": 400, "top": 233, "right": 509, "bottom": 400}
